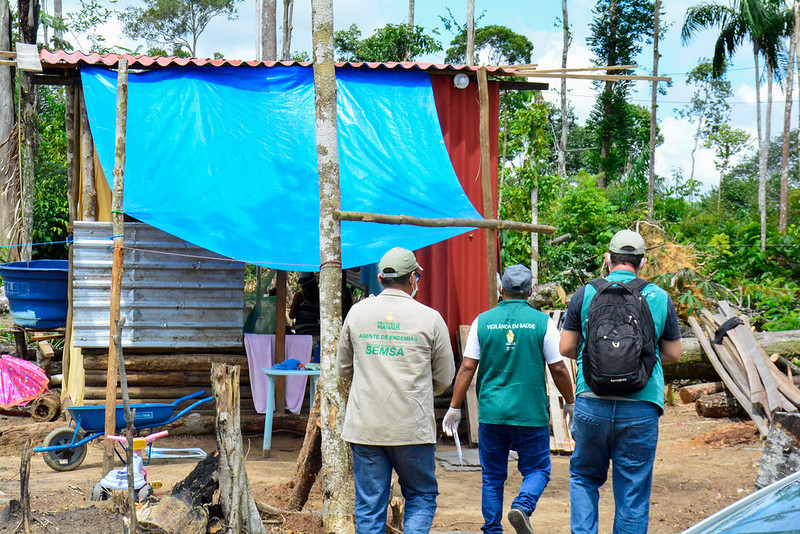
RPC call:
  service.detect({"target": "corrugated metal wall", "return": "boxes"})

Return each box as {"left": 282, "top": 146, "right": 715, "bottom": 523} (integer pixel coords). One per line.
{"left": 72, "top": 221, "right": 244, "bottom": 348}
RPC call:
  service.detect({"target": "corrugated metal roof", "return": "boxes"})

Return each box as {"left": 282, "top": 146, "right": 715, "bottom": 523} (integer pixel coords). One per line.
{"left": 39, "top": 49, "right": 517, "bottom": 74}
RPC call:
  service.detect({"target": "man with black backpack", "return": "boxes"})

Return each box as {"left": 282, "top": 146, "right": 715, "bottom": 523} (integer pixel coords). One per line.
{"left": 559, "top": 229, "right": 682, "bottom": 534}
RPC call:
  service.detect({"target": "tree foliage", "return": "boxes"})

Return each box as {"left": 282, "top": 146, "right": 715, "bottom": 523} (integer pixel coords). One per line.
{"left": 587, "top": 0, "right": 656, "bottom": 184}
{"left": 444, "top": 24, "right": 533, "bottom": 65}
{"left": 121, "top": 0, "right": 241, "bottom": 57}
{"left": 333, "top": 23, "right": 441, "bottom": 62}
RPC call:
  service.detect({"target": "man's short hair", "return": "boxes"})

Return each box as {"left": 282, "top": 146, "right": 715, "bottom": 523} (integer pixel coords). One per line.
{"left": 609, "top": 251, "right": 644, "bottom": 269}
{"left": 381, "top": 272, "right": 412, "bottom": 288}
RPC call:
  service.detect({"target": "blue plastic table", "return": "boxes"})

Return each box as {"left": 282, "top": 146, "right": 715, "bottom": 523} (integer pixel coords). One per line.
{"left": 261, "top": 368, "right": 321, "bottom": 457}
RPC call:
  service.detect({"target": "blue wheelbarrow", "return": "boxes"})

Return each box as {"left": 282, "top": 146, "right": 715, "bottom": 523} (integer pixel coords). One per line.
{"left": 34, "top": 390, "right": 212, "bottom": 472}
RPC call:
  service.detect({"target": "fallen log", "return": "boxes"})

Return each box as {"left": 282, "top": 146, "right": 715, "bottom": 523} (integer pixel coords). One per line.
{"left": 29, "top": 390, "right": 61, "bottom": 422}
{"left": 164, "top": 413, "right": 304, "bottom": 436}
{"left": 0, "top": 422, "right": 63, "bottom": 455}
{"left": 137, "top": 496, "right": 208, "bottom": 534}
{"left": 678, "top": 330, "right": 800, "bottom": 360}
{"left": 83, "top": 370, "right": 250, "bottom": 388}
{"left": 679, "top": 381, "right": 725, "bottom": 404}
{"left": 695, "top": 391, "right": 744, "bottom": 418}
{"left": 83, "top": 386, "right": 253, "bottom": 401}
{"left": 83, "top": 353, "right": 248, "bottom": 372}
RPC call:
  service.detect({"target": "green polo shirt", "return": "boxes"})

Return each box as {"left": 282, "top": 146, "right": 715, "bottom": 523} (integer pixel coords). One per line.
{"left": 475, "top": 300, "right": 550, "bottom": 427}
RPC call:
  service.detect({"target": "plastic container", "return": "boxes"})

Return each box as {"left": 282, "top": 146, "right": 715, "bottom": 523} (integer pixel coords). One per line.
{"left": 0, "top": 259, "right": 69, "bottom": 329}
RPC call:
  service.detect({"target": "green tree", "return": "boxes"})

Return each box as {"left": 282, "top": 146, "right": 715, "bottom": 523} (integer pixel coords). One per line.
{"left": 121, "top": 0, "right": 242, "bottom": 57}
{"left": 588, "top": 0, "right": 655, "bottom": 186}
{"left": 677, "top": 59, "right": 733, "bottom": 184}
{"left": 706, "top": 124, "right": 752, "bottom": 209}
{"left": 333, "top": 23, "right": 441, "bottom": 62}
{"left": 444, "top": 24, "right": 533, "bottom": 65}
{"left": 682, "top": 0, "right": 788, "bottom": 251}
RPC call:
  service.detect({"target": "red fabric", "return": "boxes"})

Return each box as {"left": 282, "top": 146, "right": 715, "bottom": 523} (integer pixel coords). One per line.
{"left": 415, "top": 76, "right": 499, "bottom": 346}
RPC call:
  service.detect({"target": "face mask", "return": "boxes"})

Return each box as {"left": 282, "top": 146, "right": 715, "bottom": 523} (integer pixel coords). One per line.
{"left": 410, "top": 275, "right": 418, "bottom": 298}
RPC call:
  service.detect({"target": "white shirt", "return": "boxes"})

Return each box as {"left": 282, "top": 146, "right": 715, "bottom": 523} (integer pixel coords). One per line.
{"left": 463, "top": 315, "right": 563, "bottom": 364}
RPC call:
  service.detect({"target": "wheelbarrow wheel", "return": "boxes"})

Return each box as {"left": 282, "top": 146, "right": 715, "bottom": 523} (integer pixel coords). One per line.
{"left": 41, "top": 427, "right": 87, "bottom": 472}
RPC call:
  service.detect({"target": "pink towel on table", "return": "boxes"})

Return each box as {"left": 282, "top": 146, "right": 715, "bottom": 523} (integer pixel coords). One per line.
{"left": 244, "top": 334, "right": 314, "bottom": 414}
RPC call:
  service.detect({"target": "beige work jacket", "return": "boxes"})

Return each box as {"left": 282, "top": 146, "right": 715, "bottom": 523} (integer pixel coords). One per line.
{"left": 337, "top": 288, "right": 455, "bottom": 445}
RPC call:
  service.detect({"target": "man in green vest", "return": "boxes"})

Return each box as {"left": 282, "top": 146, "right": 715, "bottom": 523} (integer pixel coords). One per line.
{"left": 443, "top": 264, "right": 575, "bottom": 534}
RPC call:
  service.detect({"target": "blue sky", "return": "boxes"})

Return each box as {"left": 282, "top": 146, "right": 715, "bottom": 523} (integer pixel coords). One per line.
{"left": 57, "top": 0, "right": 789, "bottom": 192}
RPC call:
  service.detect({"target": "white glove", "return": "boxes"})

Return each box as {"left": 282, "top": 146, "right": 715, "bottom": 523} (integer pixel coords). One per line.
{"left": 442, "top": 407, "right": 461, "bottom": 437}
{"left": 563, "top": 403, "right": 575, "bottom": 433}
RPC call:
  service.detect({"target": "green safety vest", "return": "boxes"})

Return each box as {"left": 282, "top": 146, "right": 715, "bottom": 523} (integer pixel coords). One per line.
{"left": 476, "top": 300, "right": 550, "bottom": 427}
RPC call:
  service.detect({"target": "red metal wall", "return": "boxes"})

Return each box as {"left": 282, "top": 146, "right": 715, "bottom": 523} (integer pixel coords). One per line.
{"left": 415, "top": 76, "right": 500, "bottom": 346}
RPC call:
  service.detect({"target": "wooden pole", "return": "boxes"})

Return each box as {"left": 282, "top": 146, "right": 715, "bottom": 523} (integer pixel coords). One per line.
{"left": 647, "top": 0, "right": 661, "bottom": 220}
{"left": 274, "top": 269, "right": 287, "bottom": 413}
{"left": 512, "top": 72, "right": 671, "bottom": 82}
{"left": 79, "top": 88, "right": 96, "bottom": 221}
{"left": 312, "top": 0, "right": 353, "bottom": 531}
{"left": 115, "top": 315, "right": 137, "bottom": 533}
{"left": 336, "top": 211, "right": 555, "bottom": 235}
{"left": 63, "top": 86, "right": 78, "bottom": 397}
{"left": 103, "top": 58, "right": 128, "bottom": 476}
{"left": 466, "top": 0, "right": 475, "bottom": 65}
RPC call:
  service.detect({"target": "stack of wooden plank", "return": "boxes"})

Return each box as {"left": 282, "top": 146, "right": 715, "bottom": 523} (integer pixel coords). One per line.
{"left": 687, "top": 301, "right": 800, "bottom": 437}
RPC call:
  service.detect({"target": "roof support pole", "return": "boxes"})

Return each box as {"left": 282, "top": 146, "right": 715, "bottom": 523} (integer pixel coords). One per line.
{"left": 478, "top": 67, "right": 498, "bottom": 308}
{"left": 311, "top": 0, "right": 354, "bottom": 532}
{"left": 274, "top": 269, "right": 287, "bottom": 415}
{"left": 102, "top": 58, "right": 128, "bottom": 476}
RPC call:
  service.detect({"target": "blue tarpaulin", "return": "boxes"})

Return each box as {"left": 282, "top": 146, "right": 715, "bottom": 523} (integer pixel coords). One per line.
{"left": 81, "top": 65, "right": 483, "bottom": 270}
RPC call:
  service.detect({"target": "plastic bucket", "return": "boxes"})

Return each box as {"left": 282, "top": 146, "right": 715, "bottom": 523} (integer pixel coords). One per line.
{"left": 0, "top": 260, "right": 69, "bottom": 329}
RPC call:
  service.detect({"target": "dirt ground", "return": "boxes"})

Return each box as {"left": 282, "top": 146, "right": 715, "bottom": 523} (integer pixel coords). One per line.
{"left": 0, "top": 402, "right": 763, "bottom": 534}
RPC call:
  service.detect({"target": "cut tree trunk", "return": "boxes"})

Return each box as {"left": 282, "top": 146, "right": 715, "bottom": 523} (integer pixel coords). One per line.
{"left": 20, "top": 439, "right": 32, "bottom": 534}
{"left": 695, "top": 391, "right": 744, "bottom": 418}
{"left": 29, "top": 390, "right": 61, "bottom": 422}
{"left": 211, "top": 363, "right": 266, "bottom": 534}
{"left": 756, "top": 412, "right": 800, "bottom": 489}
{"left": 137, "top": 450, "right": 219, "bottom": 533}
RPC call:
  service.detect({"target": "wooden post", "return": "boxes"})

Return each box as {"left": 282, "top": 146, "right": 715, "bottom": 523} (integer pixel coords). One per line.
{"left": 466, "top": 0, "right": 475, "bottom": 65}
{"left": 212, "top": 363, "right": 266, "bottom": 534}
{"left": 20, "top": 439, "right": 32, "bottom": 534}
{"left": 79, "top": 87, "right": 96, "bottom": 221}
{"left": 63, "top": 85, "right": 78, "bottom": 395}
{"left": 115, "top": 315, "right": 138, "bottom": 533}
{"left": 275, "top": 269, "right": 287, "bottom": 413}
{"left": 647, "top": 0, "right": 661, "bottom": 220}
{"left": 103, "top": 58, "right": 128, "bottom": 476}
{"left": 478, "top": 67, "right": 498, "bottom": 309}
{"left": 312, "top": 0, "right": 354, "bottom": 531}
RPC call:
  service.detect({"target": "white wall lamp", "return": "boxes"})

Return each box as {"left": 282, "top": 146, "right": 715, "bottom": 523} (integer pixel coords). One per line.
{"left": 453, "top": 73, "right": 470, "bottom": 90}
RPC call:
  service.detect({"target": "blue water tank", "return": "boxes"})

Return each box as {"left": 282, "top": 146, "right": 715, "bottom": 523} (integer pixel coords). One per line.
{"left": 0, "top": 260, "right": 69, "bottom": 329}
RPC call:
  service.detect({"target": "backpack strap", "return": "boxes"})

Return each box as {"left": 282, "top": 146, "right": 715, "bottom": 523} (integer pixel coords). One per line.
{"left": 588, "top": 278, "right": 611, "bottom": 292}
{"left": 624, "top": 277, "right": 650, "bottom": 293}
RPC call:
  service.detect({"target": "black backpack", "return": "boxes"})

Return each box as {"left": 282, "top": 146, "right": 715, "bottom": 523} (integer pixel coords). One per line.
{"left": 581, "top": 277, "right": 657, "bottom": 396}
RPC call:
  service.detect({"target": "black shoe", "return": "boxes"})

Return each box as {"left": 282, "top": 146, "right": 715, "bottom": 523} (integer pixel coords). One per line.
{"left": 508, "top": 507, "right": 534, "bottom": 534}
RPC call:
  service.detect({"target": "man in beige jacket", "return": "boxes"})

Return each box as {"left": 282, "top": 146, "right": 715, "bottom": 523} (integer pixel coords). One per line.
{"left": 338, "top": 247, "right": 455, "bottom": 534}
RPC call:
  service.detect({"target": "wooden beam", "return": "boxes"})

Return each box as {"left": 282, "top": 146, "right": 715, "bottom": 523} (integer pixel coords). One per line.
{"left": 530, "top": 64, "right": 637, "bottom": 73}
{"left": 514, "top": 72, "right": 672, "bottom": 82}
{"left": 31, "top": 75, "right": 79, "bottom": 86}
{"left": 336, "top": 211, "right": 556, "bottom": 235}
{"left": 477, "top": 67, "right": 498, "bottom": 309}
{"left": 498, "top": 81, "right": 550, "bottom": 92}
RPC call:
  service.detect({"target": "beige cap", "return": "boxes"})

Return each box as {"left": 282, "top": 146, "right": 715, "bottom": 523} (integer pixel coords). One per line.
{"left": 378, "top": 247, "right": 422, "bottom": 278}
{"left": 609, "top": 230, "right": 646, "bottom": 255}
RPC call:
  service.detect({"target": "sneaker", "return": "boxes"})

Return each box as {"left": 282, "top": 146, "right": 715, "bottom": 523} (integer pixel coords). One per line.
{"left": 508, "top": 507, "right": 534, "bottom": 534}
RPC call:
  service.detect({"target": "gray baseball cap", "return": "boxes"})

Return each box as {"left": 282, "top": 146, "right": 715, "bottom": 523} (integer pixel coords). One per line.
{"left": 502, "top": 264, "right": 532, "bottom": 294}
{"left": 379, "top": 247, "right": 422, "bottom": 278}
{"left": 609, "top": 229, "right": 646, "bottom": 255}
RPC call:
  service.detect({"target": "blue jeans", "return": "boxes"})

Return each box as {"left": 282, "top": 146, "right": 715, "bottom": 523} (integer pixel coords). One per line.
{"left": 350, "top": 443, "right": 438, "bottom": 534}
{"left": 569, "top": 396, "right": 660, "bottom": 534}
{"left": 478, "top": 423, "right": 551, "bottom": 534}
